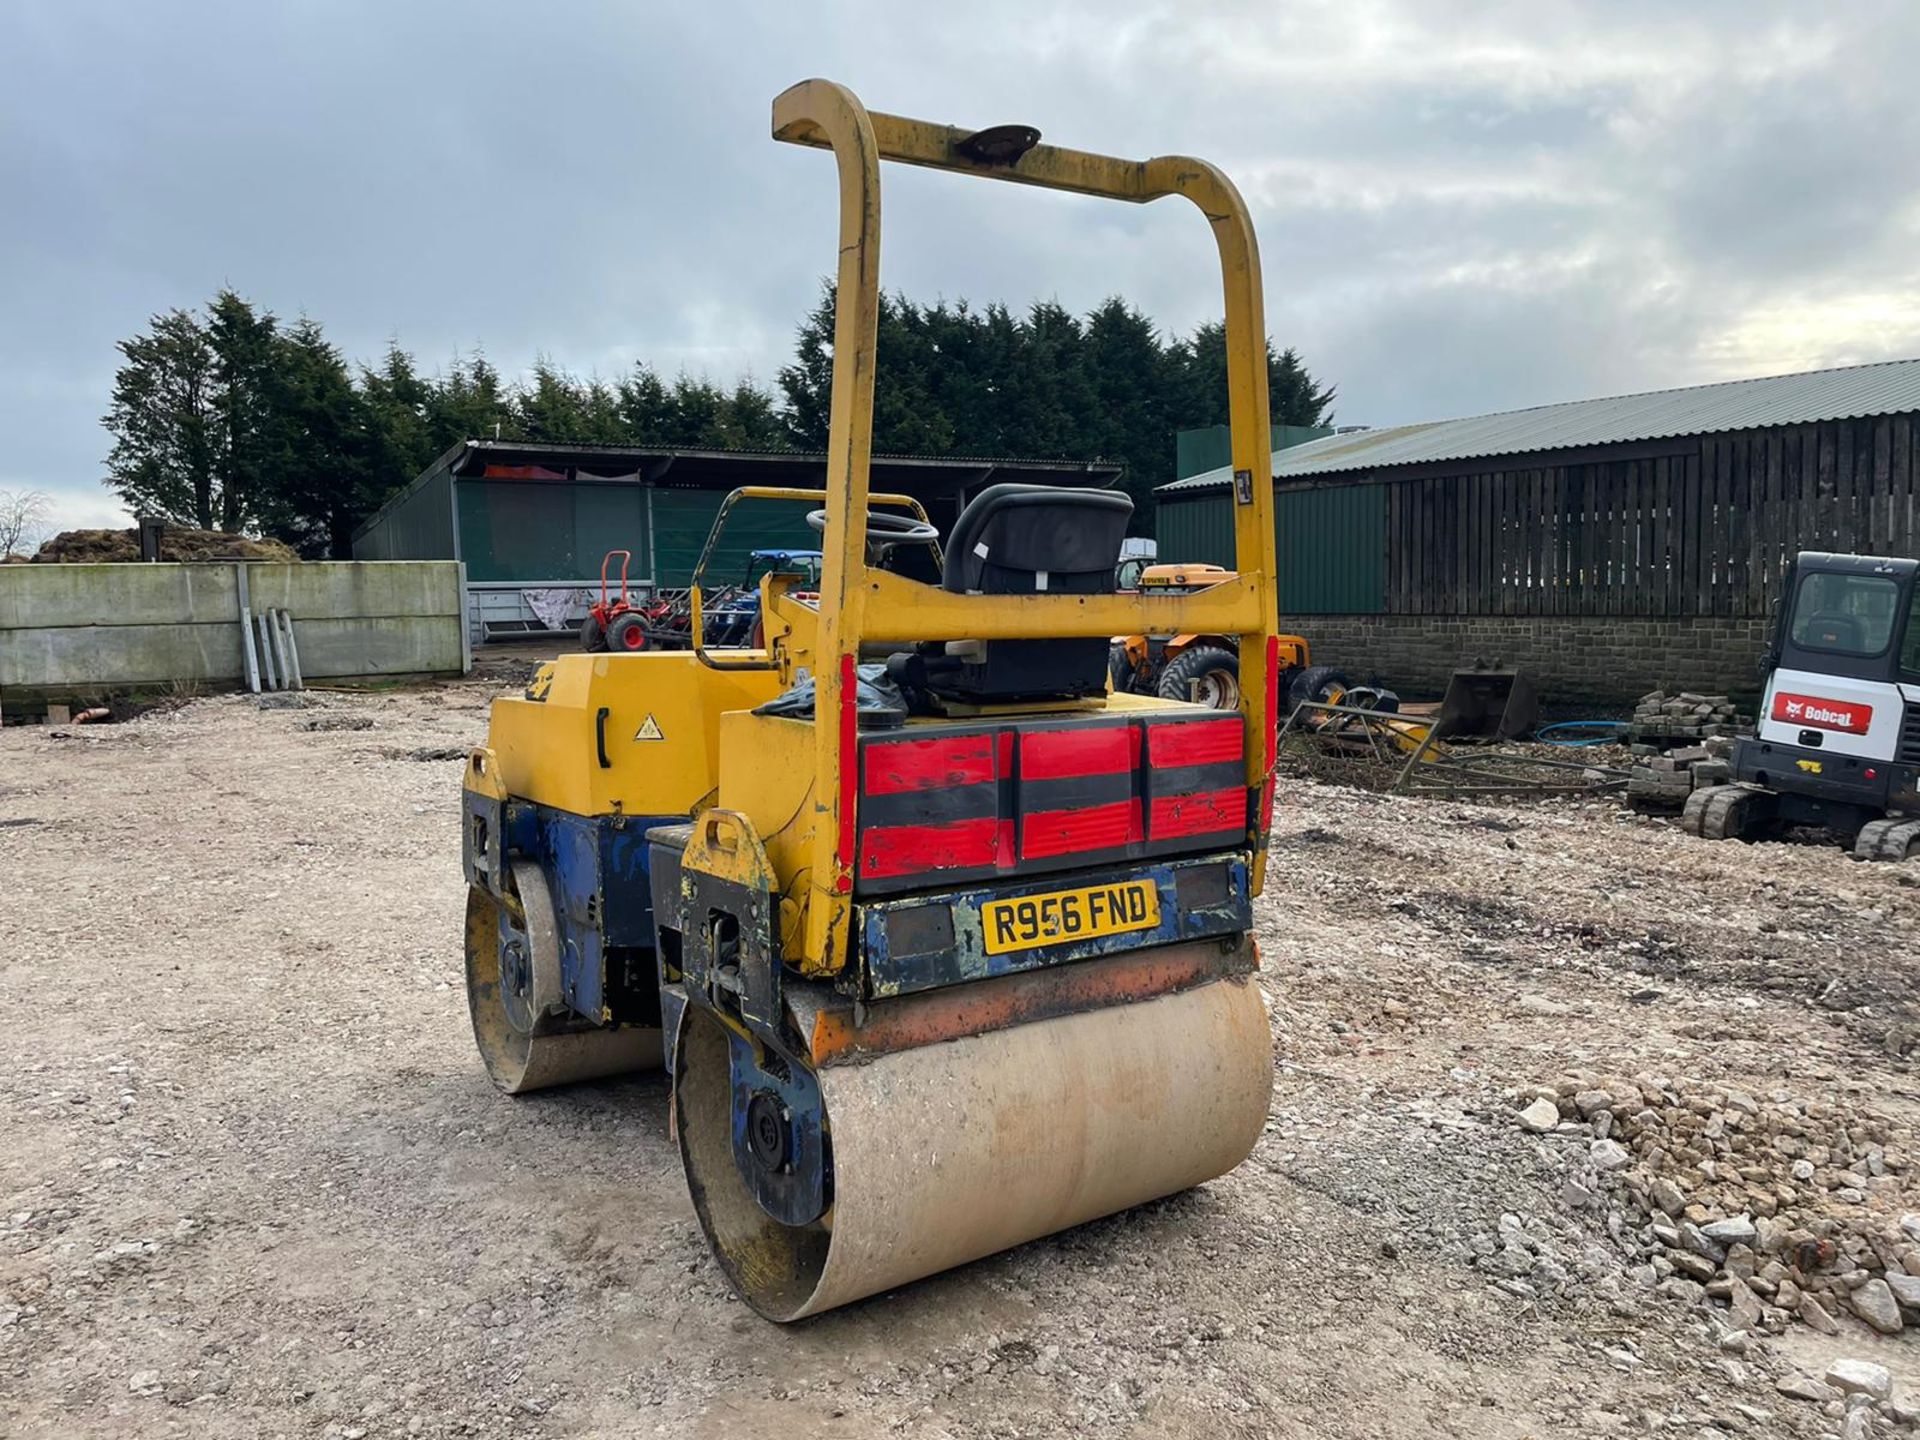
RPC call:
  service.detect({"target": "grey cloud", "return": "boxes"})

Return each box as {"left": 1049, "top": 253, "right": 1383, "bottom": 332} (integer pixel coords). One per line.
{"left": 5, "top": 0, "right": 1920, "bottom": 526}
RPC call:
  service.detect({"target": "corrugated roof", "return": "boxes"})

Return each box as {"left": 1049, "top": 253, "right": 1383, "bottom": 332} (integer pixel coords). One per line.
{"left": 353, "top": 439, "right": 1124, "bottom": 542}
{"left": 1160, "top": 356, "right": 1920, "bottom": 493}
{"left": 453, "top": 439, "right": 1123, "bottom": 475}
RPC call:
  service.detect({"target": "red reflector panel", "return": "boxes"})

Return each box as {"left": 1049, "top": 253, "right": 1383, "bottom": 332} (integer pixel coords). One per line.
{"left": 1147, "top": 717, "right": 1242, "bottom": 768}
{"left": 1150, "top": 787, "right": 1243, "bottom": 840}
{"left": 1022, "top": 800, "right": 1142, "bottom": 859}
{"left": 859, "top": 818, "right": 1000, "bottom": 880}
{"left": 1772, "top": 692, "right": 1872, "bottom": 734}
{"left": 863, "top": 733, "right": 997, "bottom": 796}
{"left": 1021, "top": 724, "right": 1136, "bottom": 780}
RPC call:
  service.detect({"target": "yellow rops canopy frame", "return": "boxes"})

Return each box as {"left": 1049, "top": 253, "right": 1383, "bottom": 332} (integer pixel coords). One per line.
{"left": 770, "top": 79, "right": 1281, "bottom": 971}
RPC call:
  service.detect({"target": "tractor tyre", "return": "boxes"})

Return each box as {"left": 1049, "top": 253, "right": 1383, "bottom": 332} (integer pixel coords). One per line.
{"left": 1287, "top": 664, "right": 1351, "bottom": 709}
{"left": 1158, "top": 645, "right": 1240, "bottom": 710}
{"left": 580, "top": 613, "right": 607, "bottom": 652}
{"left": 1109, "top": 643, "right": 1142, "bottom": 695}
{"left": 607, "top": 612, "right": 650, "bottom": 653}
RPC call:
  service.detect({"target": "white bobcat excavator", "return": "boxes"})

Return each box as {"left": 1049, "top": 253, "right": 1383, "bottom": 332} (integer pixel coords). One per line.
{"left": 1685, "top": 552, "right": 1920, "bottom": 860}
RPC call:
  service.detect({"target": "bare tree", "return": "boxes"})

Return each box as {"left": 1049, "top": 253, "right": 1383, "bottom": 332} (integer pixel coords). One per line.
{"left": 0, "top": 487, "right": 53, "bottom": 558}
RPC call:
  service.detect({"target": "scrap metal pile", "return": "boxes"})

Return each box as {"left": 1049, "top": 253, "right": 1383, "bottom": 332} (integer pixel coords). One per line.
{"left": 1277, "top": 664, "right": 1629, "bottom": 799}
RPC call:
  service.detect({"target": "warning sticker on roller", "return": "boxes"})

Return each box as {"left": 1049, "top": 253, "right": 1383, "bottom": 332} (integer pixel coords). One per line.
{"left": 634, "top": 714, "right": 665, "bottom": 741}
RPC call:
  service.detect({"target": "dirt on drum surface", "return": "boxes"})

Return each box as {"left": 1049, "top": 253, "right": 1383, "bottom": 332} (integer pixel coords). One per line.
{"left": 4, "top": 676, "right": 1920, "bottom": 1439}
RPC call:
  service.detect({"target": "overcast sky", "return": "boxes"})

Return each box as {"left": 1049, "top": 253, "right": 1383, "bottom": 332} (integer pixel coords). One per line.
{"left": 7, "top": 0, "right": 1920, "bottom": 531}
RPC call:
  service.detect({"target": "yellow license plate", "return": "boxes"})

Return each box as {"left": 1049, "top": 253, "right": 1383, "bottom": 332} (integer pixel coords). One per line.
{"left": 980, "top": 879, "right": 1161, "bottom": 955}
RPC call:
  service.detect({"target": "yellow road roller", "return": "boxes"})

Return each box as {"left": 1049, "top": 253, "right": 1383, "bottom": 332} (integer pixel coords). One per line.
{"left": 460, "top": 78, "right": 1281, "bottom": 1321}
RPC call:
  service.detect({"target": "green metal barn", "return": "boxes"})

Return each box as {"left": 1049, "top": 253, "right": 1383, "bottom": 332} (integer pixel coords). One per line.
{"left": 1156, "top": 359, "right": 1920, "bottom": 704}
{"left": 1155, "top": 424, "right": 1384, "bottom": 615}
{"left": 352, "top": 440, "right": 1121, "bottom": 643}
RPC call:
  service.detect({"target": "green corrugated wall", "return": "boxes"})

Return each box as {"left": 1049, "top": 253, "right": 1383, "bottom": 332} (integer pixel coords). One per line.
{"left": 1275, "top": 485, "right": 1387, "bottom": 614}
{"left": 648, "top": 491, "right": 821, "bottom": 587}
{"left": 353, "top": 465, "right": 454, "bottom": 561}
{"left": 456, "top": 481, "right": 648, "bottom": 583}
{"left": 1156, "top": 493, "right": 1236, "bottom": 569}
{"left": 1155, "top": 484, "right": 1387, "bottom": 614}
{"left": 448, "top": 481, "right": 826, "bottom": 586}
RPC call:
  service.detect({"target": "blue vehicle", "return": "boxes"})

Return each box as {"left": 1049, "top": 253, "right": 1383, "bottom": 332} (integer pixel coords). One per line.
{"left": 701, "top": 548, "right": 823, "bottom": 647}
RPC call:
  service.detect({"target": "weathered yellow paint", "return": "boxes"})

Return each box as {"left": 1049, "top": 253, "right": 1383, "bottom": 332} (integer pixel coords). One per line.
{"left": 1118, "top": 564, "right": 1306, "bottom": 674}
{"left": 464, "top": 745, "right": 510, "bottom": 805}
{"left": 759, "top": 576, "right": 820, "bottom": 682}
{"left": 1097, "top": 690, "right": 1200, "bottom": 715}
{"left": 715, "top": 711, "right": 818, "bottom": 956}
{"left": 854, "top": 568, "right": 1265, "bottom": 641}
{"left": 770, "top": 78, "right": 1281, "bottom": 969}
{"left": 681, "top": 809, "right": 778, "bottom": 891}
{"left": 484, "top": 653, "right": 784, "bottom": 817}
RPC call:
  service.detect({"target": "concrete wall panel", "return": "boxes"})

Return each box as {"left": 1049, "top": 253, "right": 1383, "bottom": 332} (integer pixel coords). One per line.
{"left": 0, "top": 561, "right": 466, "bottom": 694}
{"left": 0, "top": 622, "right": 245, "bottom": 688}
{"left": 246, "top": 562, "right": 462, "bottom": 618}
{"left": 0, "top": 564, "right": 240, "bottom": 629}
{"left": 289, "top": 617, "right": 465, "bottom": 676}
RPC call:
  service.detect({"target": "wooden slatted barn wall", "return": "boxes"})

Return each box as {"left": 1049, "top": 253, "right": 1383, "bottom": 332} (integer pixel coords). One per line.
{"left": 1377, "top": 415, "right": 1920, "bottom": 617}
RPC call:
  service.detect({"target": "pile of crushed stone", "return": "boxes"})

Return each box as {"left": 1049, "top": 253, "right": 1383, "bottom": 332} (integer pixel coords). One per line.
{"left": 1510, "top": 1070, "right": 1920, "bottom": 1339}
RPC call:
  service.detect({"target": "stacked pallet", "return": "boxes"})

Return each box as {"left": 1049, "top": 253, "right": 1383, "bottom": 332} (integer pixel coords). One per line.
{"left": 1628, "top": 691, "right": 1745, "bottom": 752}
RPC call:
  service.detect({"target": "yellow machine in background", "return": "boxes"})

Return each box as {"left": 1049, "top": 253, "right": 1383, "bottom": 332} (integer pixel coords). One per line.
{"left": 461, "top": 78, "right": 1282, "bottom": 1321}
{"left": 1110, "top": 562, "right": 1342, "bottom": 711}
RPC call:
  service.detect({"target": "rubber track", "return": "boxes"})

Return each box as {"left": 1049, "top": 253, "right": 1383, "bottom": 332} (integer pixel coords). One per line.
{"left": 1683, "top": 784, "right": 1748, "bottom": 840}
{"left": 1853, "top": 817, "right": 1920, "bottom": 862}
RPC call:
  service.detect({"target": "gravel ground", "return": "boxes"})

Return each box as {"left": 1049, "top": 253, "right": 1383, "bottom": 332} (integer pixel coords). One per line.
{"left": 3, "top": 675, "right": 1919, "bottom": 1439}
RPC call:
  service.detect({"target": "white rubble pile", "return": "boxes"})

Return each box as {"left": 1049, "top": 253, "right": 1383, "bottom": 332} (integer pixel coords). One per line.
{"left": 1511, "top": 1069, "right": 1920, "bottom": 1340}
{"left": 1495, "top": 1071, "right": 1920, "bottom": 1433}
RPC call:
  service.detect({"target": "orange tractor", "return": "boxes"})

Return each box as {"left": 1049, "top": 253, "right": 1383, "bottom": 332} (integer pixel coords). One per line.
{"left": 1110, "top": 562, "right": 1348, "bottom": 711}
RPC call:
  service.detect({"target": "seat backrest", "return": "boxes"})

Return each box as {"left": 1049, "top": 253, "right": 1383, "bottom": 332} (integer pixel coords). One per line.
{"left": 943, "top": 483, "right": 1133, "bottom": 594}
{"left": 1804, "top": 612, "right": 1865, "bottom": 650}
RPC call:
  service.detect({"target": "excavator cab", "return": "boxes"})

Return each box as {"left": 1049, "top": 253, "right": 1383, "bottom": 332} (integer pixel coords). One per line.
{"left": 1688, "top": 551, "right": 1920, "bottom": 859}
{"left": 459, "top": 79, "right": 1283, "bottom": 1321}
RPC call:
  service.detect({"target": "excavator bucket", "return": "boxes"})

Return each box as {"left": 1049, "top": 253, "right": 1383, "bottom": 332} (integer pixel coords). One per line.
{"left": 1435, "top": 664, "right": 1539, "bottom": 741}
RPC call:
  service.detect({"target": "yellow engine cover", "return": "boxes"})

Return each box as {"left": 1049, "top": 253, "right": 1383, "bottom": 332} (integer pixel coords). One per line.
{"left": 484, "top": 652, "right": 786, "bottom": 817}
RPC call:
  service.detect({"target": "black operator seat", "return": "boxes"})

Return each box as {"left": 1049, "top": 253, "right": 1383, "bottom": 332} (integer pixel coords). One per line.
{"left": 921, "top": 482, "right": 1133, "bottom": 702}
{"left": 1804, "top": 613, "right": 1865, "bottom": 650}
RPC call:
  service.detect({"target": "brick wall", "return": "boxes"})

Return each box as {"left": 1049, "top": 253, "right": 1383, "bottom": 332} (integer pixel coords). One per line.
{"left": 1298, "top": 614, "right": 1772, "bottom": 710}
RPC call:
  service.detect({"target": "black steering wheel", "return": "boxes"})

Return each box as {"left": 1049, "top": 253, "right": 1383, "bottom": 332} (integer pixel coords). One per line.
{"left": 806, "top": 508, "right": 942, "bottom": 546}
